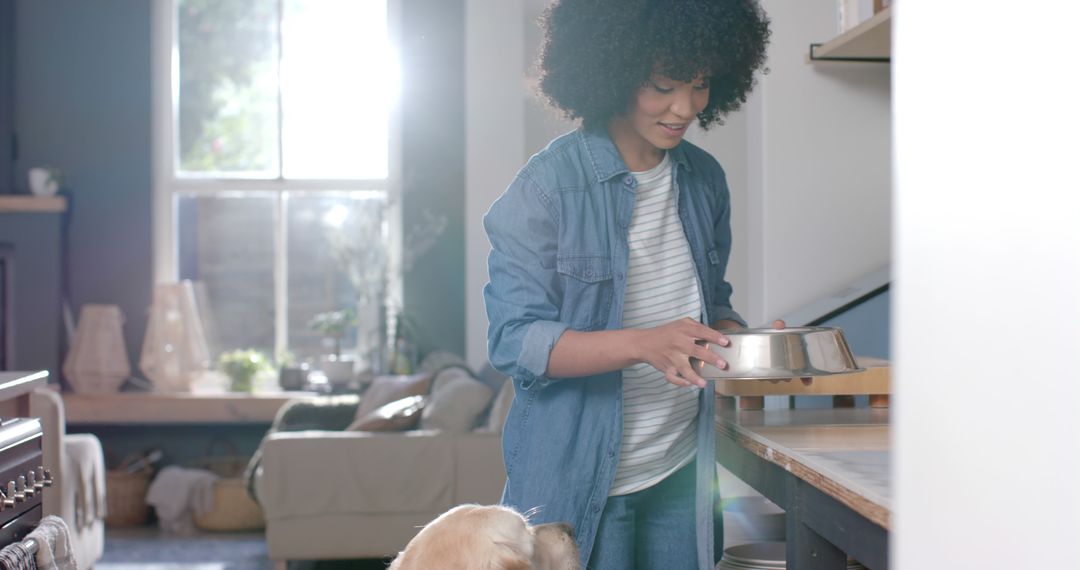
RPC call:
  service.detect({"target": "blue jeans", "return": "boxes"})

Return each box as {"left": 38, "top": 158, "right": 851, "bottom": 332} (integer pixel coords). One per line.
{"left": 588, "top": 461, "right": 723, "bottom": 569}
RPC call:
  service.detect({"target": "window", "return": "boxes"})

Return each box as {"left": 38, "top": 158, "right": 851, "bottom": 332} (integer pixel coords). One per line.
{"left": 153, "top": 0, "right": 401, "bottom": 367}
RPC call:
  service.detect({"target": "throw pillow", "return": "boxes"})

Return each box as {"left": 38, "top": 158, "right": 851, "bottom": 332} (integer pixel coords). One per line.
{"left": 484, "top": 379, "right": 515, "bottom": 433}
{"left": 347, "top": 395, "right": 427, "bottom": 432}
{"left": 418, "top": 351, "right": 470, "bottom": 375}
{"left": 353, "top": 372, "right": 433, "bottom": 423}
{"left": 419, "top": 367, "right": 494, "bottom": 433}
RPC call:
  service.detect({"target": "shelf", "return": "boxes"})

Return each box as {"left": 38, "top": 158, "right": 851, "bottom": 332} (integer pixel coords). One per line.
{"left": 0, "top": 195, "right": 67, "bottom": 213}
{"left": 809, "top": 5, "right": 891, "bottom": 62}
{"left": 62, "top": 391, "right": 320, "bottom": 425}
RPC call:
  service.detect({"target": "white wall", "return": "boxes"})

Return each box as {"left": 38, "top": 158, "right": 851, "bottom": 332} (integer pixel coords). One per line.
{"left": 894, "top": 2, "right": 1080, "bottom": 568}
{"left": 694, "top": 0, "right": 891, "bottom": 326}
{"left": 465, "top": 0, "right": 891, "bottom": 368}
{"left": 464, "top": 0, "right": 527, "bottom": 369}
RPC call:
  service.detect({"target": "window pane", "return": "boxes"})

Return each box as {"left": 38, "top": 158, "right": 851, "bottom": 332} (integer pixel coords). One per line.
{"left": 176, "top": 0, "right": 279, "bottom": 176}
{"left": 286, "top": 192, "right": 387, "bottom": 363}
{"left": 280, "top": 0, "right": 393, "bottom": 179}
{"left": 178, "top": 193, "right": 276, "bottom": 358}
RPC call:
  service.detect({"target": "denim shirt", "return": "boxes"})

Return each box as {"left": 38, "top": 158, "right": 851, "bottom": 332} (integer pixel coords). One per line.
{"left": 483, "top": 128, "right": 745, "bottom": 569}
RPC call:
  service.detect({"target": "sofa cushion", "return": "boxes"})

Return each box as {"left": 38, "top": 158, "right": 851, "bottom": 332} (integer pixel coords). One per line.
{"left": 418, "top": 350, "right": 469, "bottom": 375}
{"left": 353, "top": 372, "right": 432, "bottom": 423}
{"left": 258, "top": 432, "right": 456, "bottom": 519}
{"left": 419, "top": 367, "right": 493, "bottom": 433}
{"left": 347, "top": 395, "right": 427, "bottom": 432}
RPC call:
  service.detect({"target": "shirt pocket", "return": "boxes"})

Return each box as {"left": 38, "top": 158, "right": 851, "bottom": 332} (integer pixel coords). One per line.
{"left": 556, "top": 254, "right": 614, "bottom": 332}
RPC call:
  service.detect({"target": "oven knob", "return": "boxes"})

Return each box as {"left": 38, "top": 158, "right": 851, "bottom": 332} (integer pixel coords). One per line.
{"left": 25, "top": 472, "right": 37, "bottom": 495}
{"left": 17, "top": 476, "right": 31, "bottom": 499}
{"left": 6, "top": 481, "right": 21, "bottom": 504}
{"left": 32, "top": 469, "right": 44, "bottom": 491}
{"left": 40, "top": 467, "right": 54, "bottom": 487}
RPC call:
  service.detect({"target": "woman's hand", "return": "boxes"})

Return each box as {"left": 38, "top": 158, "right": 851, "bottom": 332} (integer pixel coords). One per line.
{"left": 772, "top": 319, "right": 812, "bottom": 386}
{"left": 634, "top": 317, "right": 730, "bottom": 389}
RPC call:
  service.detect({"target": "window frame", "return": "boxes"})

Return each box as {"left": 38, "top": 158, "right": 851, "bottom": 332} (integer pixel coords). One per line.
{"left": 151, "top": 0, "right": 403, "bottom": 360}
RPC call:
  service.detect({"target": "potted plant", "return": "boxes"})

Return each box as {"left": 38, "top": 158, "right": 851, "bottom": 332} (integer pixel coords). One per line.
{"left": 309, "top": 309, "right": 357, "bottom": 385}
{"left": 218, "top": 349, "right": 271, "bottom": 392}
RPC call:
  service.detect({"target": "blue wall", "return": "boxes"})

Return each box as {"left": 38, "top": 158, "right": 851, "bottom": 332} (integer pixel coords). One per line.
{"left": 14, "top": 0, "right": 154, "bottom": 377}
{"left": 0, "top": 0, "right": 13, "bottom": 190}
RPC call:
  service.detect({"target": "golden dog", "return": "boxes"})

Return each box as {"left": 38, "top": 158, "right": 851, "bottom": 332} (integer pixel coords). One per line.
{"left": 389, "top": 504, "right": 580, "bottom": 570}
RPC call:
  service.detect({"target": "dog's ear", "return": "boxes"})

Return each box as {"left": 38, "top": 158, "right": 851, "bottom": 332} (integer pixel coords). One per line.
{"left": 492, "top": 540, "right": 533, "bottom": 570}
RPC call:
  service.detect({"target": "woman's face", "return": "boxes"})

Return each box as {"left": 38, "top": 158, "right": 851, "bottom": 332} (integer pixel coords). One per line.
{"left": 624, "top": 74, "right": 711, "bottom": 151}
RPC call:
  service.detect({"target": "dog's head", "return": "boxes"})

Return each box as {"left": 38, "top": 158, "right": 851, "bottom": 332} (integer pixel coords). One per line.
{"left": 389, "top": 504, "right": 580, "bottom": 570}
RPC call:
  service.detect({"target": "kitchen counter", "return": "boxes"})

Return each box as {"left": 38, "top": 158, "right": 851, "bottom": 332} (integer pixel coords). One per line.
{"left": 716, "top": 405, "right": 890, "bottom": 569}
{"left": 0, "top": 370, "right": 48, "bottom": 416}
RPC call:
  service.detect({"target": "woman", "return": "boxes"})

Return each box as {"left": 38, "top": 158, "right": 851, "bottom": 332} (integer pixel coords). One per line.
{"left": 483, "top": 1, "right": 770, "bottom": 568}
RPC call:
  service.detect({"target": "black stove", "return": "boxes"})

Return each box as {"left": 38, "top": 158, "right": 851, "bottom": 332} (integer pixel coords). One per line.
{"left": 0, "top": 418, "right": 49, "bottom": 546}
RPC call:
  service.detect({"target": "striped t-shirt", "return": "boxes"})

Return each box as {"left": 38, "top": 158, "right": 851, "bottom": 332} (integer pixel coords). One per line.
{"left": 609, "top": 152, "right": 703, "bottom": 497}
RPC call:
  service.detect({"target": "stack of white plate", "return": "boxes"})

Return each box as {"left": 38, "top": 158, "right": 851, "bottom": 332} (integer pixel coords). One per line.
{"left": 717, "top": 542, "right": 867, "bottom": 570}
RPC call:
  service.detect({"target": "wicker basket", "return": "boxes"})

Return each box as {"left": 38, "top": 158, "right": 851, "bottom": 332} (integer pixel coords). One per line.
{"left": 104, "top": 459, "right": 152, "bottom": 527}
{"left": 190, "top": 439, "right": 265, "bottom": 531}
{"left": 193, "top": 478, "right": 264, "bottom": 531}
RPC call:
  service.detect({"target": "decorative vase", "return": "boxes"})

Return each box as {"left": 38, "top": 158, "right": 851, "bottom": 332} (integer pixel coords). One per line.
{"left": 139, "top": 281, "right": 211, "bottom": 392}
{"left": 63, "top": 304, "right": 131, "bottom": 393}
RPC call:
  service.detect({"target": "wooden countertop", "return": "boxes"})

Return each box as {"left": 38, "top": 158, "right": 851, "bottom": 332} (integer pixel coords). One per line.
{"left": 62, "top": 391, "right": 320, "bottom": 425}
{"left": 716, "top": 406, "right": 891, "bottom": 529}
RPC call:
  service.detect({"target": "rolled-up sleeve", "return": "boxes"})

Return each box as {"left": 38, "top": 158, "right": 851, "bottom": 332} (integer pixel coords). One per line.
{"left": 483, "top": 174, "right": 567, "bottom": 390}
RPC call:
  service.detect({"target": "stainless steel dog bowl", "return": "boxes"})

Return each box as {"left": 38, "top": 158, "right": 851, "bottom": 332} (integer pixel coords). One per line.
{"left": 696, "top": 326, "right": 862, "bottom": 380}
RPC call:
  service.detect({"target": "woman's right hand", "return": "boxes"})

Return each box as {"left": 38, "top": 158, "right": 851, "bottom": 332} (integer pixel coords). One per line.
{"left": 634, "top": 318, "right": 730, "bottom": 388}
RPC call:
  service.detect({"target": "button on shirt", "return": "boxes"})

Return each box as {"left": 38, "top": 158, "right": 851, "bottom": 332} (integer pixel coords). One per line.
{"left": 611, "top": 153, "right": 702, "bottom": 497}
{"left": 483, "top": 128, "right": 745, "bottom": 569}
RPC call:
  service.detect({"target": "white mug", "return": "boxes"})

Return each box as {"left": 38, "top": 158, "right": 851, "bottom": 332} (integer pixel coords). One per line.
{"left": 28, "top": 167, "right": 61, "bottom": 196}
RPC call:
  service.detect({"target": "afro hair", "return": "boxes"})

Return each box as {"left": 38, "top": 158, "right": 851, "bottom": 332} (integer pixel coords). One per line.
{"left": 537, "top": 0, "right": 770, "bottom": 130}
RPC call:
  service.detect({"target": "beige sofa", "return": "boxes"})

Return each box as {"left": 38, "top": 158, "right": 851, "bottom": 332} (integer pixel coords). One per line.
{"left": 254, "top": 428, "right": 504, "bottom": 561}
{"left": 30, "top": 388, "right": 106, "bottom": 569}
{"left": 252, "top": 358, "right": 511, "bottom": 563}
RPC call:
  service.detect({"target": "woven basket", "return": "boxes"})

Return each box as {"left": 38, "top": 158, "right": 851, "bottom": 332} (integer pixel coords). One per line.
{"left": 190, "top": 439, "right": 265, "bottom": 531}
{"left": 193, "top": 478, "right": 265, "bottom": 531}
{"left": 104, "top": 460, "right": 152, "bottom": 527}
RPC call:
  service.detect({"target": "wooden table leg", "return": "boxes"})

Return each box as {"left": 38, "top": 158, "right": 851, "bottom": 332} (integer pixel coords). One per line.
{"left": 831, "top": 395, "right": 855, "bottom": 408}
{"left": 739, "top": 396, "right": 764, "bottom": 410}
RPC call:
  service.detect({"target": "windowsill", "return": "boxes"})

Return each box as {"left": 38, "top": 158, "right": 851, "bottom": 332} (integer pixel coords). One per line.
{"left": 62, "top": 390, "right": 320, "bottom": 425}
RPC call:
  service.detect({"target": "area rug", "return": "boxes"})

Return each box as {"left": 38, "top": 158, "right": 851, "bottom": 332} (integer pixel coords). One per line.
{"left": 98, "top": 531, "right": 271, "bottom": 570}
